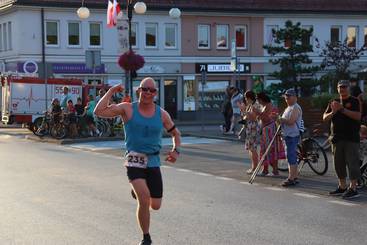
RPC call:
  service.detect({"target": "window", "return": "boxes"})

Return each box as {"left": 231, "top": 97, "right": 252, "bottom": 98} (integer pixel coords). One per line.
{"left": 45, "top": 21, "right": 58, "bottom": 46}
{"left": 331, "top": 26, "right": 341, "bottom": 45}
{"left": 3, "top": 23, "right": 7, "bottom": 50}
{"left": 216, "top": 25, "right": 228, "bottom": 49}
{"left": 89, "top": 23, "right": 101, "bottom": 46}
{"left": 198, "top": 24, "right": 210, "bottom": 49}
{"left": 235, "top": 25, "right": 247, "bottom": 49}
{"left": 266, "top": 25, "right": 278, "bottom": 45}
{"left": 183, "top": 77, "right": 195, "bottom": 111}
{"left": 131, "top": 22, "right": 137, "bottom": 47}
{"left": 364, "top": 27, "right": 367, "bottom": 47}
{"left": 164, "top": 23, "right": 177, "bottom": 48}
{"left": 68, "top": 22, "right": 80, "bottom": 46}
{"left": 301, "top": 25, "right": 313, "bottom": 47}
{"left": 347, "top": 26, "right": 358, "bottom": 48}
{"left": 7, "top": 22, "right": 12, "bottom": 50}
{"left": 145, "top": 23, "right": 157, "bottom": 48}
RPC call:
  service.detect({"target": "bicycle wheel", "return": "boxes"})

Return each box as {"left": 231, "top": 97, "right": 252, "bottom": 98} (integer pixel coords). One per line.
{"left": 51, "top": 123, "right": 67, "bottom": 139}
{"left": 34, "top": 122, "right": 49, "bottom": 137}
{"left": 302, "top": 138, "right": 328, "bottom": 175}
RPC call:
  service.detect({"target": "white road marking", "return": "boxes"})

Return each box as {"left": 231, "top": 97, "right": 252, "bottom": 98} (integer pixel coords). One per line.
{"left": 161, "top": 165, "right": 173, "bottom": 169}
{"left": 194, "top": 172, "right": 213, "bottom": 177}
{"left": 176, "top": 168, "right": 193, "bottom": 173}
{"left": 265, "top": 187, "right": 285, "bottom": 192}
{"left": 215, "top": 176, "right": 233, "bottom": 181}
{"left": 328, "top": 200, "right": 359, "bottom": 207}
{"left": 293, "top": 193, "right": 320, "bottom": 199}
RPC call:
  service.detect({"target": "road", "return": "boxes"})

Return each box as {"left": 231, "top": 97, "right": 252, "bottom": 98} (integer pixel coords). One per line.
{"left": 1, "top": 134, "right": 366, "bottom": 245}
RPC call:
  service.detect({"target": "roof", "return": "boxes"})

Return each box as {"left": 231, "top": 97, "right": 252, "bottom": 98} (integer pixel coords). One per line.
{"left": 6, "top": 0, "right": 367, "bottom": 14}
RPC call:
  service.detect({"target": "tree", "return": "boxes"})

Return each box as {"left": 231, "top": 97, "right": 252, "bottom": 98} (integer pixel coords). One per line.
{"left": 320, "top": 39, "right": 366, "bottom": 83}
{"left": 263, "top": 20, "right": 319, "bottom": 96}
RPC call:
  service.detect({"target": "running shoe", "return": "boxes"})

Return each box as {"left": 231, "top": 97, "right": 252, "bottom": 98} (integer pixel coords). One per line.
{"left": 139, "top": 239, "right": 152, "bottom": 245}
{"left": 342, "top": 188, "right": 360, "bottom": 199}
{"left": 329, "top": 187, "right": 347, "bottom": 196}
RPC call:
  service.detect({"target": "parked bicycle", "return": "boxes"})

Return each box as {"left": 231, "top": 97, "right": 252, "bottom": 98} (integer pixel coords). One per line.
{"left": 31, "top": 112, "right": 67, "bottom": 139}
{"left": 278, "top": 128, "right": 328, "bottom": 176}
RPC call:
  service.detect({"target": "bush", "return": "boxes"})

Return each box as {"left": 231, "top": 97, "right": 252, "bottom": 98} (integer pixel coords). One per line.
{"left": 310, "top": 93, "right": 337, "bottom": 110}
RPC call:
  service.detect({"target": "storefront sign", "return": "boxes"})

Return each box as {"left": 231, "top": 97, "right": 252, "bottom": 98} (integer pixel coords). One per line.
{"left": 195, "top": 63, "right": 251, "bottom": 74}
{"left": 52, "top": 63, "right": 105, "bottom": 74}
{"left": 17, "top": 61, "right": 38, "bottom": 74}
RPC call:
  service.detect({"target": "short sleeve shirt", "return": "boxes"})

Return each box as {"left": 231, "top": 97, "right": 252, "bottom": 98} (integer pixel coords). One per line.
{"left": 325, "top": 96, "right": 360, "bottom": 142}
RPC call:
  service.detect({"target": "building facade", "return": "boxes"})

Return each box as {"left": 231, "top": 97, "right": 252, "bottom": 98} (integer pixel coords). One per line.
{"left": 1, "top": 0, "right": 367, "bottom": 121}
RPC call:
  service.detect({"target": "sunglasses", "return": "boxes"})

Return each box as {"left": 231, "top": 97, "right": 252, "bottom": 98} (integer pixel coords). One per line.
{"left": 139, "top": 87, "right": 157, "bottom": 93}
{"left": 338, "top": 85, "right": 348, "bottom": 89}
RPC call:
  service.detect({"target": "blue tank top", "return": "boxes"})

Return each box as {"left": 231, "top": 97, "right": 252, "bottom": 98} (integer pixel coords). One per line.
{"left": 124, "top": 102, "right": 163, "bottom": 167}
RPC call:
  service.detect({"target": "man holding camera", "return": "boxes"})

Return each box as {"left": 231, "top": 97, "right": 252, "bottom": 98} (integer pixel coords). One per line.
{"left": 323, "top": 80, "right": 361, "bottom": 199}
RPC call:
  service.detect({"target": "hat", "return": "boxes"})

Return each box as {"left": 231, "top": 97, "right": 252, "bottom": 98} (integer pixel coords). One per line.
{"left": 337, "top": 80, "right": 350, "bottom": 87}
{"left": 284, "top": 88, "right": 296, "bottom": 97}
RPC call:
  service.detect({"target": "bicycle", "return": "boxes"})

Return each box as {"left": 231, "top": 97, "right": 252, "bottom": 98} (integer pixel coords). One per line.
{"left": 278, "top": 130, "right": 328, "bottom": 176}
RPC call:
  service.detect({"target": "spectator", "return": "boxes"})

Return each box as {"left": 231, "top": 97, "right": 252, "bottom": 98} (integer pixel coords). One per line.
{"left": 60, "top": 86, "right": 72, "bottom": 110}
{"left": 96, "top": 89, "right": 106, "bottom": 103}
{"left": 229, "top": 87, "right": 243, "bottom": 135}
{"left": 242, "top": 90, "right": 261, "bottom": 174}
{"left": 85, "top": 94, "right": 101, "bottom": 137}
{"left": 66, "top": 99, "right": 78, "bottom": 138}
{"left": 74, "top": 97, "right": 84, "bottom": 116}
{"left": 255, "top": 92, "right": 280, "bottom": 176}
{"left": 279, "top": 89, "right": 303, "bottom": 187}
{"left": 220, "top": 87, "right": 233, "bottom": 133}
{"left": 323, "top": 80, "right": 361, "bottom": 199}
{"left": 51, "top": 98, "right": 62, "bottom": 124}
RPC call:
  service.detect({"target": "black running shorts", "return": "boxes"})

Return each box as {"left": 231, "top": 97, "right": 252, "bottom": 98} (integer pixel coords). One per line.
{"left": 126, "top": 167, "right": 163, "bottom": 198}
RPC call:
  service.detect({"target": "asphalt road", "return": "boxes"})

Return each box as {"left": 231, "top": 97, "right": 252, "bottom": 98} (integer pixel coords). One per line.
{"left": 1, "top": 134, "right": 367, "bottom": 245}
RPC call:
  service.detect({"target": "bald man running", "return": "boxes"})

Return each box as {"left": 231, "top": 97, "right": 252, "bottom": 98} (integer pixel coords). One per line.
{"left": 94, "top": 77, "right": 181, "bottom": 245}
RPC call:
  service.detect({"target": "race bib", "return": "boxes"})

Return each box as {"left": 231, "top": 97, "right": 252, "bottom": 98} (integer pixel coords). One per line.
{"left": 124, "top": 151, "right": 148, "bottom": 168}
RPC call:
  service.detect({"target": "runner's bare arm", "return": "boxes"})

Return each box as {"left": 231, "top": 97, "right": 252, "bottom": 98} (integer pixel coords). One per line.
{"left": 94, "top": 84, "right": 126, "bottom": 118}
{"left": 162, "top": 109, "right": 181, "bottom": 163}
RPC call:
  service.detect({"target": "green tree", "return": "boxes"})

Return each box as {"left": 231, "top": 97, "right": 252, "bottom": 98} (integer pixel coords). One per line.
{"left": 320, "top": 39, "right": 366, "bottom": 91}
{"left": 263, "top": 20, "right": 319, "bottom": 96}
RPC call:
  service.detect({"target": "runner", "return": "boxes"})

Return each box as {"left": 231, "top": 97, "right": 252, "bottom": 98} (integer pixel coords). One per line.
{"left": 94, "top": 77, "right": 181, "bottom": 245}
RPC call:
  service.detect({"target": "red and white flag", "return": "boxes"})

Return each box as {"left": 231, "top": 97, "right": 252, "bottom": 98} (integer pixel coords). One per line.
{"left": 107, "top": 0, "right": 121, "bottom": 28}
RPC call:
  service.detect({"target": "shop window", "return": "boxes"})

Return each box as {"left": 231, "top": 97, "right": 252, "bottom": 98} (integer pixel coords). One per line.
{"left": 198, "top": 81, "right": 229, "bottom": 110}
{"left": 183, "top": 77, "right": 195, "bottom": 111}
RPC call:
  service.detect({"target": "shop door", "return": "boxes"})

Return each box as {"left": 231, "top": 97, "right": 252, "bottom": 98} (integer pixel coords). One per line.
{"left": 164, "top": 80, "right": 177, "bottom": 119}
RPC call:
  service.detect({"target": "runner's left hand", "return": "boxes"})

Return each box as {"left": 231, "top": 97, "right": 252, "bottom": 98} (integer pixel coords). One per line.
{"left": 165, "top": 151, "right": 179, "bottom": 163}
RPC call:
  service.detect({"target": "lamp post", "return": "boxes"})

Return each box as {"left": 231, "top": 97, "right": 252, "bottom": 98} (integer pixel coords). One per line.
{"left": 125, "top": 1, "right": 181, "bottom": 97}
{"left": 77, "top": 0, "right": 90, "bottom": 19}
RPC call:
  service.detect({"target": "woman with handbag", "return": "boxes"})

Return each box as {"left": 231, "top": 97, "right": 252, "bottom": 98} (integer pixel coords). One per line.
{"left": 241, "top": 90, "right": 261, "bottom": 174}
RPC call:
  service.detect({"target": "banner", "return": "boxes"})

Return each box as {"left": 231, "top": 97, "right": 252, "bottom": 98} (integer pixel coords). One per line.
{"left": 117, "top": 12, "right": 129, "bottom": 54}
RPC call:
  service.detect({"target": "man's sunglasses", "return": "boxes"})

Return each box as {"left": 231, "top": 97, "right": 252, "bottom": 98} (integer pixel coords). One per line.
{"left": 139, "top": 87, "right": 157, "bottom": 93}
{"left": 338, "top": 85, "right": 348, "bottom": 89}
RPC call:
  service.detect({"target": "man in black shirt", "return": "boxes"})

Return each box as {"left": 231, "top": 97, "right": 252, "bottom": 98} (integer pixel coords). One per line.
{"left": 323, "top": 80, "right": 361, "bottom": 199}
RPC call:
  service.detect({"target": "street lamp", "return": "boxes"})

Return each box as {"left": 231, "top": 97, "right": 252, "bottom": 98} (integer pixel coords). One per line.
{"left": 124, "top": 1, "right": 181, "bottom": 96}
{"left": 77, "top": 0, "right": 90, "bottom": 19}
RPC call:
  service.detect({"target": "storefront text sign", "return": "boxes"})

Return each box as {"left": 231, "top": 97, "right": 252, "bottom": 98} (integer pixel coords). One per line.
{"left": 195, "top": 63, "right": 251, "bottom": 73}
{"left": 52, "top": 63, "right": 105, "bottom": 74}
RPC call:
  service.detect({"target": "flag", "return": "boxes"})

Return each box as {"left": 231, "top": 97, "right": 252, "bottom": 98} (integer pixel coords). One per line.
{"left": 107, "top": 0, "right": 121, "bottom": 28}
